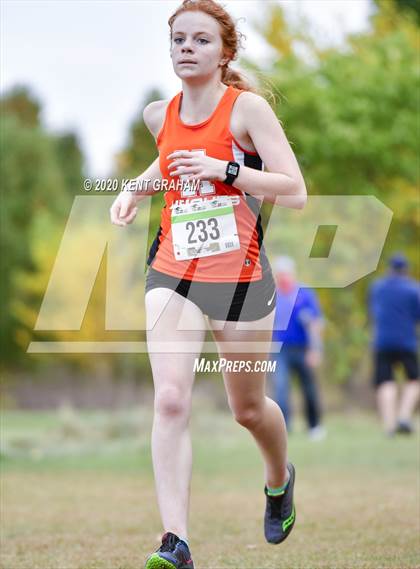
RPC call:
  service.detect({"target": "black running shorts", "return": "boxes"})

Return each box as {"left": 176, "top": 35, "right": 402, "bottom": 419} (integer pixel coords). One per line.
{"left": 373, "top": 349, "right": 419, "bottom": 387}
{"left": 145, "top": 267, "right": 276, "bottom": 322}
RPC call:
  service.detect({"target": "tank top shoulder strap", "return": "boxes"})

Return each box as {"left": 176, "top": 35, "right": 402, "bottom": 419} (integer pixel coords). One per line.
{"left": 220, "top": 84, "right": 244, "bottom": 111}
{"left": 206, "top": 85, "right": 245, "bottom": 138}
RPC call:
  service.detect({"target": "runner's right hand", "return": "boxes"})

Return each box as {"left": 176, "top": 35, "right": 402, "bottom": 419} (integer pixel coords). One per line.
{"left": 110, "top": 185, "right": 138, "bottom": 226}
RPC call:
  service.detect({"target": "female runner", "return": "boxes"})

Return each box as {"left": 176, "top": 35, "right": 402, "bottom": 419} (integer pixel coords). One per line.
{"left": 110, "top": 1, "right": 307, "bottom": 567}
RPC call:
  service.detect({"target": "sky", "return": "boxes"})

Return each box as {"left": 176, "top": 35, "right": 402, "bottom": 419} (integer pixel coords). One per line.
{"left": 1, "top": 0, "right": 372, "bottom": 177}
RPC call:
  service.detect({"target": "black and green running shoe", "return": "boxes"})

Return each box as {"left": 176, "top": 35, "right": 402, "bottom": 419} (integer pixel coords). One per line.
{"left": 264, "top": 462, "right": 296, "bottom": 544}
{"left": 145, "top": 532, "right": 194, "bottom": 569}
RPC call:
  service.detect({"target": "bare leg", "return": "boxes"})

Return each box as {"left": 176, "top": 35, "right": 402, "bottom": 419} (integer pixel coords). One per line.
{"left": 209, "top": 310, "right": 288, "bottom": 488}
{"left": 146, "top": 288, "right": 206, "bottom": 539}
{"left": 376, "top": 381, "right": 397, "bottom": 434}
{"left": 398, "top": 381, "right": 420, "bottom": 424}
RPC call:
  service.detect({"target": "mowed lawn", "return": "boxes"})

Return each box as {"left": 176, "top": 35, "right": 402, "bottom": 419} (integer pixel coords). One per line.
{"left": 1, "top": 408, "right": 419, "bottom": 569}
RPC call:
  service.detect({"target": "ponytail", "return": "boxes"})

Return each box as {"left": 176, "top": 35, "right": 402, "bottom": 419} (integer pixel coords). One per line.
{"left": 221, "top": 65, "right": 256, "bottom": 93}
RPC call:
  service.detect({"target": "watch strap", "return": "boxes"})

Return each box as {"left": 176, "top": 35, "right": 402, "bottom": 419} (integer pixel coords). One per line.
{"left": 224, "top": 161, "right": 240, "bottom": 186}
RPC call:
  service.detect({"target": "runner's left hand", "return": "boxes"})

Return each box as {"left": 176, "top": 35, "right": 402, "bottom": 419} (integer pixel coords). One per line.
{"left": 167, "top": 151, "right": 228, "bottom": 182}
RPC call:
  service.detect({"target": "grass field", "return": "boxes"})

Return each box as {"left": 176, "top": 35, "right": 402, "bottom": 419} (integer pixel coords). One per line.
{"left": 1, "top": 407, "right": 419, "bottom": 569}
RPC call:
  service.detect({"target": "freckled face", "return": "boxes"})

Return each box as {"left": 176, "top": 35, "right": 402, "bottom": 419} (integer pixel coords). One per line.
{"left": 170, "top": 11, "right": 227, "bottom": 80}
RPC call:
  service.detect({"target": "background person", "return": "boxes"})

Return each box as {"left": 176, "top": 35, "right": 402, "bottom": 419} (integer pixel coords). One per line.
{"left": 368, "top": 253, "right": 420, "bottom": 436}
{"left": 270, "top": 256, "right": 325, "bottom": 440}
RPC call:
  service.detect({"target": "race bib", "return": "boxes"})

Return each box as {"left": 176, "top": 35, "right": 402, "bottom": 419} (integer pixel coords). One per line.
{"left": 171, "top": 195, "right": 240, "bottom": 261}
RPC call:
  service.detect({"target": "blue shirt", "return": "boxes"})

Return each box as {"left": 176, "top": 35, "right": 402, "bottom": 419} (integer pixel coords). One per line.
{"left": 272, "top": 284, "right": 322, "bottom": 347}
{"left": 369, "top": 274, "right": 420, "bottom": 351}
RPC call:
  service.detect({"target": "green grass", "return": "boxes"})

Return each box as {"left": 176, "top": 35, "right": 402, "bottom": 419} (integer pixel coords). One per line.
{"left": 1, "top": 408, "right": 419, "bottom": 569}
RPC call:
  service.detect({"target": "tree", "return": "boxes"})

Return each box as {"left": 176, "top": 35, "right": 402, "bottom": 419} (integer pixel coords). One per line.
{"left": 0, "top": 88, "right": 84, "bottom": 368}
{"left": 0, "top": 85, "right": 41, "bottom": 128}
{"left": 246, "top": 2, "right": 419, "bottom": 387}
{"left": 55, "top": 132, "right": 85, "bottom": 196}
{"left": 373, "top": 0, "right": 420, "bottom": 25}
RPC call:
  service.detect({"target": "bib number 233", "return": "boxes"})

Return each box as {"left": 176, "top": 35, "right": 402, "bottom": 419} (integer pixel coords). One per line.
{"left": 171, "top": 196, "right": 240, "bottom": 261}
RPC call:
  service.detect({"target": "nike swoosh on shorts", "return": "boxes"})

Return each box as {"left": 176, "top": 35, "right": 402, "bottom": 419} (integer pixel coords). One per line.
{"left": 267, "top": 291, "right": 276, "bottom": 306}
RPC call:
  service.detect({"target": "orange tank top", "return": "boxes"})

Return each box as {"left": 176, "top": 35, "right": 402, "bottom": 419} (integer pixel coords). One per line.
{"left": 147, "top": 84, "right": 269, "bottom": 283}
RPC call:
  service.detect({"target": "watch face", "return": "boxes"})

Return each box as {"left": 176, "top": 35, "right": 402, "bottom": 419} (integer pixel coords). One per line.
{"left": 227, "top": 163, "right": 239, "bottom": 176}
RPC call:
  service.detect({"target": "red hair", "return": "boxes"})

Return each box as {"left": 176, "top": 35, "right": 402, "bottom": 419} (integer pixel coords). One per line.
{"left": 168, "top": 0, "right": 255, "bottom": 92}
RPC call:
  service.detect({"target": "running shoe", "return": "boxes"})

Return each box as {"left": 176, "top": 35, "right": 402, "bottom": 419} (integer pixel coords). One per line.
{"left": 264, "top": 462, "right": 296, "bottom": 544}
{"left": 145, "top": 532, "right": 194, "bottom": 569}
{"left": 396, "top": 420, "right": 413, "bottom": 434}
{"left": 308, "top": 425, "right": 327, "bottom": 441}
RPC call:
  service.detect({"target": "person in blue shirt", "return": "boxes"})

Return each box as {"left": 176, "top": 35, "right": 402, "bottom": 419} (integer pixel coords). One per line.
{"left": 270, "top": 256, "right": 325, "bottom": 439}
{"left": 368, "top": 253, "right": 420, "bottom": 436}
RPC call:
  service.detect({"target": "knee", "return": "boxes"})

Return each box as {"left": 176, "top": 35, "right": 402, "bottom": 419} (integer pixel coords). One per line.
{"left": 232, "top": 402, "right": 264, "bottom": 430}
{"left": 154, "top": 386, "right": 191, "bottom": 421}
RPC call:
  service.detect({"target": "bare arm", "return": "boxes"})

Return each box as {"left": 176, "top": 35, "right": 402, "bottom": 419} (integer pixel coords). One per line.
{"left": 110, "top": 101, "right": 166, "bottom": 226}
{"left": 110, "top": 156, "right": 162, "bottom": 226}
{"left": 127, "top": 156, "right": 162, "bottom": 202}
{"left": 307, "top": 318, "right": 324, "bottom": 351}
{"left": 128, "top": 100, "right": 168, "bottom": 200}
{"left": 231, "top": 94, "right": 307, "bottom": 208}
